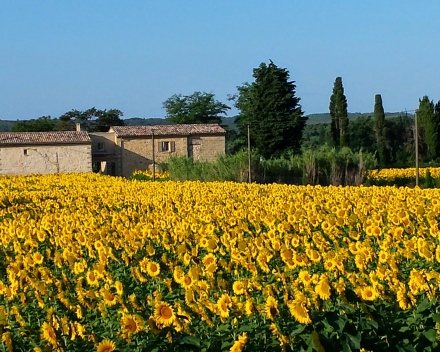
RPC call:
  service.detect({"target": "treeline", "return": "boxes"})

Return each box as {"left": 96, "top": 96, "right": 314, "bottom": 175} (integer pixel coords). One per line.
{"left": 302, "top": 113, "right": 415, "bottom": 168}
{"left": 12, "top": 108, "right": 124, "bottom": 132}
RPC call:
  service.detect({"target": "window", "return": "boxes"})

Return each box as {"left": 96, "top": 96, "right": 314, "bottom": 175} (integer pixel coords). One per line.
{"left": 24, "top": 149, "right": 28, "bottom": 156}
{"left": 161, "top": 141, "right": 169, "bottom": 151}
{"left": 97, "top": 142, "right": 105, "bottom": 151}
{"left": 159, "top": 141, "right": 175, "bottom": 152}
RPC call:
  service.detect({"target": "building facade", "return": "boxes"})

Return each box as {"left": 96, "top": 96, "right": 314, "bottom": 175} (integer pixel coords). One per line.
{"left": 106, "top": 124, "right": 226, "bottom": 177}
{"left": 0, "top": 124, "right": 225, "bottom": 177}
{"left": 0, "top": 131, "right": 92, "bottom": 175}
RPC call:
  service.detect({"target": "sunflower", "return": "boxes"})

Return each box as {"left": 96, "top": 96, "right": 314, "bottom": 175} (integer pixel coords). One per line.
{"left": 217, "top": 294, "right": 231, "bottom": 318}
{"left": 202, "top": 253, "right": 217, "bottom": 267}
{"left": 145, "top": 245, "right": 156, "bottom": 256}
{"left": 288, "top": 300, "right": 311, "bottom": 325}
{"left": 86, "top": 270, "right": 99, "bottom": 287}
{"left": 146, "top": 261, "right": 160, "bottom": 277}
{"left": 147, "top": 316, "right": 162, "bottom": 335}
{"left": 245, "top": 299, "right": 254, "bottom": 317}
{"left": 181, "top": 276, "right": 194, "bottom": 290}
{"left": 100, "top": 289, "right": 117, "bottom": 306}
{"left": 96, "top": 339, "right": 116, "bottom": 352}
{"left": 229, "top": 332, "right": 248, "bottom": 352}
{"left": 154, "top": 301, "right": 175, "bottom": 327}
{"left": 232, "top": 280, "right": 245, "bottom": 295}
{"left": 121, "top": 314, "right": 143, "bottom": 335}
{"left": 361, "top": 286, "right": 378, "bottom": 301}
{"left": 36, "top": 230, "right": 46, "bottom": 242}
{"left": 33, "top": 252, "right": 44, "bottom": 265}
{"left": 173, "top": 266, "right": 185, "bottom": 284}
{"left": 265, "top": 296, "right": 279, "bottom": 321}
{"left": 42, "top": 321, "right": 57, "bottom": 347}
{"left": 315, "top": 275, "right": 331, "bottom": 300}
{"left": 114, "top": 281, "right": 124, "bottom": 295}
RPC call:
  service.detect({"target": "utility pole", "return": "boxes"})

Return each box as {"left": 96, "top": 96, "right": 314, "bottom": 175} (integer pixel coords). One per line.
{"left": 152, "top": 129, "right": 156, "bottom": 181}
{"left": 56, "top": 152, "right": 60, "bottom": 173}
{"left": 415, "top": 109, "right": 419, "bottom": 186}
{"left": 247, "top": 124, "right": 251, "bottom": 183}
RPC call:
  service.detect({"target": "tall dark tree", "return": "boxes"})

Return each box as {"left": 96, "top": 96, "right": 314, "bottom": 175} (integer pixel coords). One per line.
{"left": 163, "top": 91, "right": 230, "bottom": 124}
{"left": 434, "top": 101, "right": 440, "bottom": 159}
{"left": 374, "top": 94, "right": 388, "bottom": 165}
{"left": 329, "top": 77, "right": 348, "bottom": 147}
{"left": 418, "top": 96, "right": 440, "bottom": 160}
{"left": 234, "top": 61, "right": 306, "bottom": 158}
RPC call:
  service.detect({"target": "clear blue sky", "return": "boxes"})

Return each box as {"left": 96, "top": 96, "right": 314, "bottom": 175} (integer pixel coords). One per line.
{"left": 1, "top": 1, "right": 439, "bottom": 120}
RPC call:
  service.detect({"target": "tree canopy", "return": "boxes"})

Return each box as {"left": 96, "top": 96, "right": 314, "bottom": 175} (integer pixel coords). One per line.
{"left": 12, "top": 116, "right": 58, "bottom": 132}
{"left": 234, "top": 60, "right": 307, "bottom": 159}
{"left": 163, "top": 91, "right": 230, "bottom": 125}
{"left": 59, "top": 108, "right": 124, "bottom": 132}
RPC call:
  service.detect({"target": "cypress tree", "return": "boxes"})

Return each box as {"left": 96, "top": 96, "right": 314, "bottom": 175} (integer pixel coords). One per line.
{"left": 374, "top": 94, "right": 387, "bottom": 165}
{"left": 418, "top": 96, "right": 436, "bottom": 160}
{"left": 329, "top": 77, "right": 348, "bottom": 147}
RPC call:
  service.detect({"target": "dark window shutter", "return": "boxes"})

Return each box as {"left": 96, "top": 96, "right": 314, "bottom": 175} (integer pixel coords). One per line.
{"left": 171, "top": 141, "right": 175, "bottom": 152}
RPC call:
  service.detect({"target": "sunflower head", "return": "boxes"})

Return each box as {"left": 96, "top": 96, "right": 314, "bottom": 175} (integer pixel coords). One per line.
{"left": 96, "top": 339, "right": 116, "bottom": 352}
{"left": 154, "top": 302, "right": 175, "bottom": 327}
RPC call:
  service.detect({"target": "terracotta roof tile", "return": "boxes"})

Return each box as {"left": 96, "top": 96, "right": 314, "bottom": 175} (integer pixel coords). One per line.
{"left": 0, "top": 131, "right": 91, "bottom": 145}
{"left": 109, "top": 124, "right": 226, "bottom": 137}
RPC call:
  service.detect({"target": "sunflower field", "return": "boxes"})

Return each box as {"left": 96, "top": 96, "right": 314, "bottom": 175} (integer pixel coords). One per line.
{"left": 1, "top": 173, "right": 440, "bottom": 351}
{"left": 365, "top": 167, "right": 440, "bottom": 187}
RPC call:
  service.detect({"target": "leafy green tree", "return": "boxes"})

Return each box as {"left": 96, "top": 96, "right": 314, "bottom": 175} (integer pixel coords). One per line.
{"left": 12, "top": 116, "right": 57, "bottom": 132}
{"left": 59, "top": 107, "right": 124, "bottom": 132}
{"left": 234, "top": 60, "right": 307, "bottom": 159}
{"left": 374, "top": 94, "right": 388, "bottom": 165}
{"left": 329, "top": 77, "right": 348, "bottom": 147}
{"left": 418, "top": 96, "right": 437, "bottom": 160}
{"left": 348, "top": 116, "right": 376, "bottom": 153}
{"left": 163, "top": 91, "right": 230, "bottom": 124}
{"left": 386, "top": 113, "right": 414, "bottom": 167}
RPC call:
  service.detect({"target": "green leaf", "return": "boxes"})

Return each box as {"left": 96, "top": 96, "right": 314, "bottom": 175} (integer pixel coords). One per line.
{"left": 432, "top": 313, "right": 440, "bottom": 323}
{"left": 424, "top": 329, "right": 437, "bottom": 343}
{"left": 399, "top": 327, "right": 410, "bottom": 332}
{"left": 180, "top": 335, "right": 201, "bottom": 347}
{"left": 290, "top": 325, "right": 306, "bottom": 336}
{"left": 366, "top": 319, "right": 378, "bottom": 330}
{"left": 221, "top": 341, "right": 233, "bottom": 349}
{"left": 239, "top": 325, "right": 253, "bottom": 332}
{"left": 347, "top": 332, "right": 361, "bottom": 349}
{"left": 336, "top": 316, "right": 348, "bottom": 333}
{"left": 416, "top": 299, "right": 430, "bottom": 313}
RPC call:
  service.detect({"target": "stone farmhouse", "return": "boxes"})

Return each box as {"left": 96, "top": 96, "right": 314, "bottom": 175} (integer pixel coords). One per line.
{"left": 0, "top": 124, "right": 226, "bottom": 177}
{"left": 0, "top": 131, "right": 92, "bottom": 175}
{"left": 91, "top": 124, "right": 226, "bottom": 177}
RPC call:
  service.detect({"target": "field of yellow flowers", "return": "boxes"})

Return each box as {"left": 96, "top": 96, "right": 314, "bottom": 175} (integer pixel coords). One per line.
{"left": 365, "top": 167, "right": 440, "bottom": 184}
{"left": 1, "top": 173, "right": 440, "bottom": 351}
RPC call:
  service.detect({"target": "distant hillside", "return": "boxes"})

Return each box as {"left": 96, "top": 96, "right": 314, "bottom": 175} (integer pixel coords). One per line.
{"left": 0, "top": 120, "right": 16, "bottom": 132}
{"left": 123, "top": 117, "right": 170, "bottom": 126}
{"left": 306, "top": 112, "right": 413, "bottom": 124}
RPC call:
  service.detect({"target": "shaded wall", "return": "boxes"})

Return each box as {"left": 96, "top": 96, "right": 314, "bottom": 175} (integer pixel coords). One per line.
{"left": 0, "top": 144, "right": 92, "bottom": 175}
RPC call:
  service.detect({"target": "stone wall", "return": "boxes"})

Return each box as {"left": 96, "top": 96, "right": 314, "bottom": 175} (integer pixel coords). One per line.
{"left": 117, "top": 136, "right": 188, "bottom": 177}
{"left": 0, "top": 144, "right": 92, "bottom": 175}
{"left": 188, "top": 134, "right": 225, "bottom": 162}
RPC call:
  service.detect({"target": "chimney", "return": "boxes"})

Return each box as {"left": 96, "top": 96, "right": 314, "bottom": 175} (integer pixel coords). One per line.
{"left": 76, "top": 123, "right": 81, "bottom": 132}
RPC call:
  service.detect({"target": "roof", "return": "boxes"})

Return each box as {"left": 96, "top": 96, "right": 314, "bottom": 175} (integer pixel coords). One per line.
{"left": 109, "top": 124, "right": 226, "bottom": 138}
{"left": 0, "top": 131, "right": 91, "bottom": 145}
